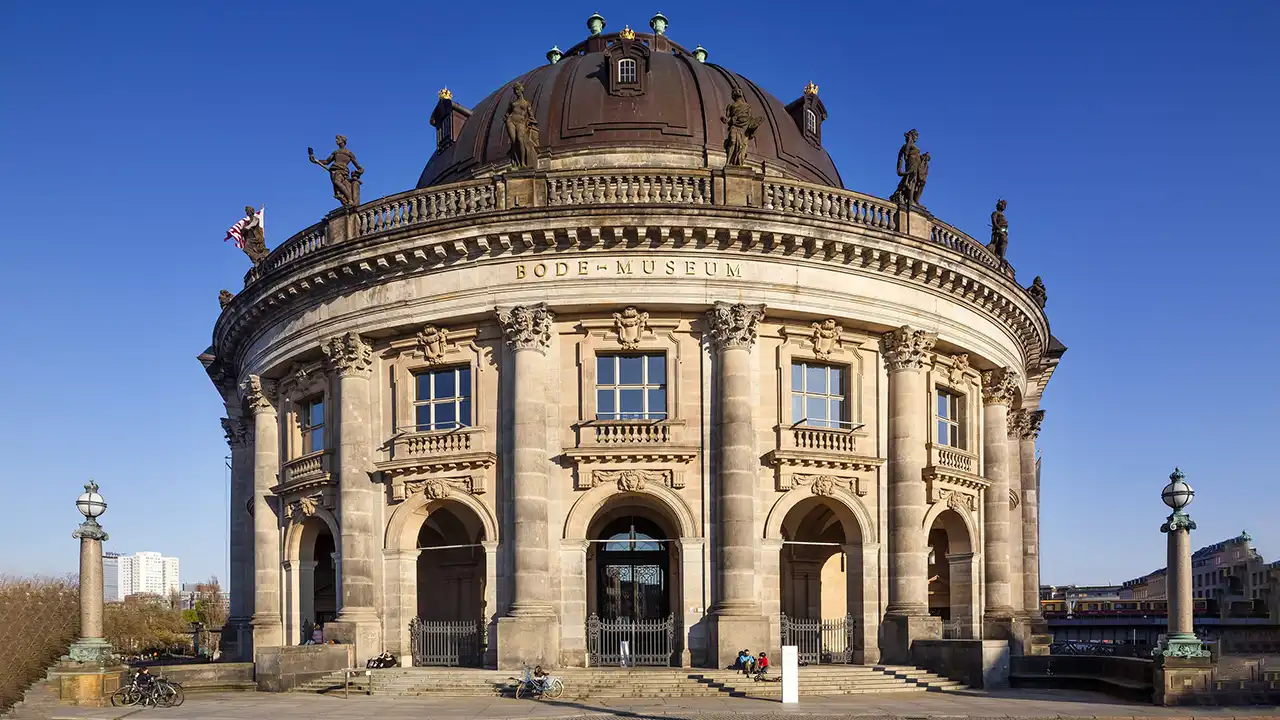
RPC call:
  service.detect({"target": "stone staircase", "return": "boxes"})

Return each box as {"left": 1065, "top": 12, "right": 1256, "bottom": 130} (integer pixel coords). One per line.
{"left": 293, "top": 664, "right": 966, "bottom": 699}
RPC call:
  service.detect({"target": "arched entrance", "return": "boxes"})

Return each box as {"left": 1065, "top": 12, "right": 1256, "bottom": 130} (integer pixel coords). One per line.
{"left": 926, "top": 506, "right": 978, "bottom": 638}
{"left": 410, "top": 500, "right": 487, "bottom": 666}
{"left": 284, "top": 514, "right": 338, "bottom": 645}
{"left": 584, "top": 497, "right": 682, "bottom": 666}
{"left": 777, "top": 495, "right": 863, "bottom": 664}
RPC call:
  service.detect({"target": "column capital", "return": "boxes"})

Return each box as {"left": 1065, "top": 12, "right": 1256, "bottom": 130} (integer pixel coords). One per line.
{"left": 706, "top": 301, "right": 765, "bottom": 351}
{"left": 221, "top": 417, "right": 252, "bottom": 449}
{"left": 1019, "top": 409, "right": 1045, "bottom": 440}
{"left": 1162, "top": 511, "right": 1197, "bottom": 533}
{"left": 879, "top": 325, "right": 937, "bottom": 371}
{"left": 240, "top": 375, "right": 277, "bottom": 413}
{"left": 496, "top": 302, "right": 554, "bottom": 352}
{"left": 980, "top": 367, "right": 1020, "bottom": 406}
{"left": 322, "top": 331, "right": 375, "bottom": 377}
{"left": 1006, "top": 409, "right": 1027, "bottom": 440}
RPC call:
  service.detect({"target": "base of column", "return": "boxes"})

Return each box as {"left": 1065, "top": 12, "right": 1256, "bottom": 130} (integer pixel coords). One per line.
{"left": 1158, "top": 632, "right": 1211, "bottom": 659}
{"left": 251, "top": 611, "right": 284, "bottom": 651}
{"left": 65, "top": 637, "right": 114, "bottom": 666}
{"left": 48, "top": 661, "right": 127, "bottom": 707}
{"left": 1154, "top": 653, "right": 1216, "bottom": 706}
{"left": 497, "top": 615, "right": 561, "bottom": 669}
{"left": 711, "top": 614, "right": 770, "bottom": 670}
{"left": 327, "top": 607, "right": 383, "bottom": 662}
{"left": 881, "top": 614, "right": 941, "bottom": 665}
{"left": 220, "top": 617, "right": 254, "bottom": 662}
{"left": 981, "top": 612, "right": 1019, "bottom": 645}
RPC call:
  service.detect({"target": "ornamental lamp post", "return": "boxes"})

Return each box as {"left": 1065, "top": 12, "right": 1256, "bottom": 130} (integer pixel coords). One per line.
{"left": 1158, "top": 468, "right": 1209, "bottom": 659}
{"left": 68, "top": 480, "right": 115, "bottom": 664}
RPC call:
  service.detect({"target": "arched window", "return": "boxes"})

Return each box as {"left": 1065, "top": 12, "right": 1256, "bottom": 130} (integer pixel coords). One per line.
{"left": 804, "top": 108, "right": 817, "bottom": 134}
{"left": 618, "top": 58, "right": 638, "bottom": 84}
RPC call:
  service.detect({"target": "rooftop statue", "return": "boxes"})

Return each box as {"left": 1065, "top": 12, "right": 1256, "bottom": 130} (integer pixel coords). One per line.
{"left": 720, "top": 87, "right": 761, "bottom": 167}
{"left": 219, "top": 289, "right": 234, "bottom": 308}
{"left": 890, "top": 129, "right": 927, "bottom": 207}
{"left": 309, "top": 135, "right": 363, "bottom": 208}
{"left": 505, "top": 83, "right": 540, "bottom": 170}
{"left": 989, "top": 199, "right": 1009, "bottom": 259}
{"left": 1028, "top": 276, "right": 1047, "bottom": 309}
{"left": 238, "top": 205, "right": 270, "bottom": 265}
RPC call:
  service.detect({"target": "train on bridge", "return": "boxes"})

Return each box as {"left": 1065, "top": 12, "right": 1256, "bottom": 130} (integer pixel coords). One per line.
{"left": 1041, "top": 598, "right": 1269, "bottom": 619}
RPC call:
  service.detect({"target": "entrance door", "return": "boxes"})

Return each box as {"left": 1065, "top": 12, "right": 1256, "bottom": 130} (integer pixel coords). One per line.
{"left": 595, "top": 518, "right": 669, "bottom": 620}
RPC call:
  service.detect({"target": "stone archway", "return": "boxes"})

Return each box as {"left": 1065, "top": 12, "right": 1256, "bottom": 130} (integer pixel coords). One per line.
{"left": 925, "top": 506, "right": 978, "bottom": 639}
{"left": 283, "top": 509, "right": 340, "bottom": 645}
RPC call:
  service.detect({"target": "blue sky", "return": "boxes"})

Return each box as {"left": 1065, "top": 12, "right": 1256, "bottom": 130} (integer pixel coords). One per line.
{"left": 1, "top": 2, "right": 1277, "bottom": 587}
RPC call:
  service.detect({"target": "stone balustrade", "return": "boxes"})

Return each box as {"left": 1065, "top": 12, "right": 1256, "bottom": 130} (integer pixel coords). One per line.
{"left": 929, "top": 443, "right": 979, "bottom": 476}
{"left": 547, "top": 172, "right": 711, "bottom": 206}
{"left": 391, "top": 427, "right": 477, "bottom": 457}
{"left": 357, "top": 181, "right": 497, "bottom": 236}
{"left": 244, "top": 222, "right": 326, "bottom": 286}
{"left": 789, "top": 425, "right": 858, "bottom": 454}
{"left": 591, "top": 420, "right": 674, "bottom": 445}
{"left": 281, "top": 450, "right": 330, "bottom": 486}
{"left": 930, "top": 219, "right": 1013, "bottom": 278}
{"left": 763, "top": 179, "right": 897, "bottom": 231}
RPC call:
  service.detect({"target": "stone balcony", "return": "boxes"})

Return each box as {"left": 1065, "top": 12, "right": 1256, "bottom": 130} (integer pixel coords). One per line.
{"left": 765, "top": 424, "right": 883, "bottom": 492}
{"left": 922, "top": 443, "right": 988, "bottom": 511}
{"left": 563, "top": 419, "right": 699, "bottom": 490}
{"left": 376, "top": 426, "right": 497, "bottom": 497}
{"left": 278, "top": 450, "right": 332, "bottom": 488}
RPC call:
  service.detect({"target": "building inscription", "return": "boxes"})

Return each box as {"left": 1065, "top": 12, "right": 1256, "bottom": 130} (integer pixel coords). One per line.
{"left": 516, "top": 258, "right": 743, "bottom": 280}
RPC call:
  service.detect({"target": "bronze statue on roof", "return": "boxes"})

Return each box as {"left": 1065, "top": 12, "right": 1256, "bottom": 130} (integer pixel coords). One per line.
{"left": 308, "top": 135, "right": 363, "bottom": 207}
{"left": 890, "top": 129, "right": 927, "bottom": 207}
{"left": 505, "top": 83, "right": 540, "bottom": 170}
{"left": 238, "top": 205, "right": 270, "bottom": 265}
{"left": 990, "top": 199, "right": 1009, "bottom": 259}
{"left": 721, "top": 87, "right": 761, "bottom": 167}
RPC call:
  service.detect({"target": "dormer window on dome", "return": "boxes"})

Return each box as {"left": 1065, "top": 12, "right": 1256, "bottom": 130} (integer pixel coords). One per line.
{"left": 430, "top": 88, "right": 472, "bottom": 154}
{"left": 603, "top": 33, "right": 650, "bottom": 97}
{"left": 786, "top": 81, "right": 827, "bottom": 148}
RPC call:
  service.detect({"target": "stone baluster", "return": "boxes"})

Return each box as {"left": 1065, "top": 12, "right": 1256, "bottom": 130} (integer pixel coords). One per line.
{"left": 221, "top": 415, "right": 255, "bottom": 660}
{"left": 241, "top": 375, "right": 284, "bottom": 650}
{"left": 322, "top": 332, "right": 382, "bottom": 660}
{"left": 706, "top": 301, "right": 770, "bottom": 668}
{"left": 879, "top": 325, "right": 941, "bottom": 663}
{"left": 495, "top": 303, "right": 560, "bottom": 668}
{"left": 1020, "top": 409, "right": 1046, "bottom": 622}
{"left": 981, "top": 367, "right": 1020, "bottom": 639}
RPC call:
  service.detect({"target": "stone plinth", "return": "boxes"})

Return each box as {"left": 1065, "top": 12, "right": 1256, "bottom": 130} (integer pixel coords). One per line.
{"left": 48, "top": 661, "right": 125, "bottom": 707}
{"left": 883, "top": 614, "right": 942, "bottom": 665}
{"left": 497, "top": 616, "right": 561, "bottom": 670}
{"left": 711, "top": 615, "right": 770, "bottom": 670}
{"left": 912, "top": 639, "right": 1009, "bottom": 689}
{"left": 1154, "top": 655, "right": 1216, "bottom": 706}
{"left": 256, "top": 644, "right": 353, "bottom": 692}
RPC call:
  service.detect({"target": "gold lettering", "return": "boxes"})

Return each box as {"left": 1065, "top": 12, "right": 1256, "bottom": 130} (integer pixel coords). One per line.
{"left": 578, "top": 261, "right": 589, "bottom": 275}
{"left": 516, "top": 264, "right": 526, "bottom": 279}
{"left": 665, "top": 260, "right": 676, "bottom": 275}
{"left": 704, "top": 262, "right": 718, "bottom": 276}
{"left": 642, "top": 260, "right": 655, "bottom": 274}
{"left": 725, "top": 263, "right": 741, "bottom": 277}
{"left": 555, "top": 262, "right": 568, "bottom": 277}
{"left": 533, "top": 263, "right": 547, "bottom": 278}
{"left": 685, "top": 261, "right": 696, "bottom": 275}
{"left": 617, "top": 260, "right": 633, "bottom": 274}
{"left": 598, "top": 264, "right": 608, "bottom": 271}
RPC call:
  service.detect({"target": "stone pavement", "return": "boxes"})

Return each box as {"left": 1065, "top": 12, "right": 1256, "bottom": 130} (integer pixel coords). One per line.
{"left": 35, "top": 689, "right": 1280, "bottom": 720}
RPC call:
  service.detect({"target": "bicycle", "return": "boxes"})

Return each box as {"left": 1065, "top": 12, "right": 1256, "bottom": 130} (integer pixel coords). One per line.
{"left": 110, "top": 672, "right": 184, "bottom": 708}
{"left": 512, "top": 666, "right": 564, "bottom": 700}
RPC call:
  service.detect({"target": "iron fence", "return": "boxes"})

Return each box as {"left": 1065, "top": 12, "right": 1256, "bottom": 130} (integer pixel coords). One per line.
{"left": 1049, "top": 640, "right": 1146, "bottom": 658}
{"left": 586, "top": 614, "right": 676, "bottom": 666}
{"left": 409, "top": 618, "right": 484, "bottom": 667}
{"left": 780, "top": 614, "right": 855, "bottom": 664}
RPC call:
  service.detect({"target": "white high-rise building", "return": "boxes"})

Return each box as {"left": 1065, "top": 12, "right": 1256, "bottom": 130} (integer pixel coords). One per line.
{"left": 103, "top": 551, "right": 180, "bottom": 602}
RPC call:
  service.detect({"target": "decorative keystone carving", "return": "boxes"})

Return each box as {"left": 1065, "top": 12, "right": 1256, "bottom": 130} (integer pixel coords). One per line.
{"left": 880, "top": 325, "right": 937, "bottom": 371}
{"left": 497, "top": 303, "right": 554, "bottom": 352}
{"left": 947, "top": 354, "right": 970, "bottom": 386}
{"left": 809, "top": 319, "right": 842, "bottom": 359}
{"left": 284, "top": 495, "right": 320, "bottom": 519}
{"left": 402, "top": 476, "right": 476, "bottom": 501}
{"left": 980, "top": 367, "right": 1020, "bottom": 406}
{"left": 240, "top": 375, "right": 277, "bottom": 413}
{"left": 592, "top": 469, "right": 673, "bottom": 492}
{"left": 1019, "top": 409, "right": 1045, "bottom": 440}
{"left": 416, "top": 324, "right": 451, "bottom": 364}
{"left": 943, "top": 488, "right": 976, "bottom": 513}
{"left": 707, "top": 301, "right": 765, "bottom": 351}
{"left": 322, "top": 332, "right": 374, "bottom": 377}
{"left": 612, "top": 307, "right": 650, "bottom": 349}
{"left": 221, "top": 417, "right": 251, "bottom": 449}
{"left": 793, "top": 473, "right": 865, "bottom": 497}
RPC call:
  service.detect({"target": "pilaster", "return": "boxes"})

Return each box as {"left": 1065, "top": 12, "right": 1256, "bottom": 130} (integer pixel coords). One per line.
{"left": 242, "top": 375, "right": 283, "bottom": 650}
{"left": 220, "top": 415, "right": 255, "bottom": 661}
{"left": 980, "top": 367, "right": 1018, "bottom": 640}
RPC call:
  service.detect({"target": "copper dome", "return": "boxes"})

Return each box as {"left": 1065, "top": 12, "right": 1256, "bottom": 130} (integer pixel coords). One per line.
{"left": 417, "top": 30, "right": 842, "bottom": 189}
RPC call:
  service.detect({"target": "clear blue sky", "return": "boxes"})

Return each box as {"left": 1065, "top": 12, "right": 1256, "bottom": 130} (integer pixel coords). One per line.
{"left": 2, "top": 2, "right": 1277, "bottom": 588}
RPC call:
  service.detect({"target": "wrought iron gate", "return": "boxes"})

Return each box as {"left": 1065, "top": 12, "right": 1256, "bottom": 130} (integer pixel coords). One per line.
{"left": 586, "top": 613, "right": 676, "bottom": 666}
{"left": 409, "top": 618, "right": 484, "bottom": 667}
{"left": 780, "top": 614, "right": 855, "bottom": 664}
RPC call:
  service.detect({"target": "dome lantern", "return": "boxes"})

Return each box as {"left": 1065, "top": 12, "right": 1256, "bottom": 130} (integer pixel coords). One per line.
{"left": 546, "top": 46, "right": 563, "bottom": 64}
{"left": 650, "top": 12, "right": 669, "bottom": 35}
{"left": 587, "top": 12, "right": 606, "bottom": 36}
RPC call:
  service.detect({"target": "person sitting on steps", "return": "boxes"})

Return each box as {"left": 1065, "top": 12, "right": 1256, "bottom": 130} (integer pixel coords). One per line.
{"left": 754, "top": 652, "right": 770, "bottom": 679}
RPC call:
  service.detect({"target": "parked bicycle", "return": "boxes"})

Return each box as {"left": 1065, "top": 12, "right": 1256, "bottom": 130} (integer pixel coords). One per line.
{"left": 512, "top": 665, "right": 564, "bottom": 699}
{"left": 110, "top": 669, "right": 184, "bottom": 707}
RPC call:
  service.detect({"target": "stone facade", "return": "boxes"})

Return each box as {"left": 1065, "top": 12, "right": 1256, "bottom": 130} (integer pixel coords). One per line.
{"left": 201, "top": 22, "right": 1063, "bottom": 670}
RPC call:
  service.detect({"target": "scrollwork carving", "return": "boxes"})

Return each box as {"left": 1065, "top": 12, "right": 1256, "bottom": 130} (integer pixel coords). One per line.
{"left": 943, "top": 489, "right": 976, "bottom": 513}
{"left": 1007, "top": 409, "right": 1028, "bottom": 441}
{"left": 793, "top": 473, "right": 862, "bottom": 497}
{"left": 980, "top": 367, "right": 1020, "bottom": 407}
{"left": 416, "top": 324, "right": 451, "bottom": 364}
{"left": 322, "top": 332, "right": 374, "bottom": 378}
{"left": 240, "top": 375, "right": 277, "bottom": 413}
{"left": 592, "top": 469, "right": 672, "bottom": 492}
{"left": 880, "top": 325, "right": 937, "bottom": 371}
{"left": 809, "top": 319, "right": 842, "bottom": 359}
{"left": 947, "top": 354, "right": 970, "bottom": 386}
{"left": 612, "top": 307, "right": 650, "bottom": 349}
{"left": 497, "top": 303, "right": 554, "bottom": 352}
{"left": 707, "top": 301, "right": 765, "bottom": 351}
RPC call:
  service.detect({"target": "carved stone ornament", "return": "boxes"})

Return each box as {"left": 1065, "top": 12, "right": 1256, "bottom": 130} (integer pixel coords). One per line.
{"left": 1006, "top": 409, "right": 1027, "bottom": 441}
{"left": 980, "top": 367, "right": 1020, "bottom": 407}
{"left": 707, "top": 301, "right": 765, "bottom": 351}
{"left": 947, "top": 354, "right": 970, "bottom": 386}
{"left": 880, "top": 325, "right": 937, "bottom": 371}
{"left": 285, "top": 495, "right": 320, "bottom": 519}
{"left": 592, "top": 469, "right": 672, "bottom": 492}
{"left": 612, "top": 307, "right": 650, "bottom": 349}
{"left": 943, "top": 489, "right": 976, "bottom": 513}
{"left": 497, "top": 303, "right": 554, "bottom": 352}
{"left": 401, "top": 476, "right": 476, "bottom": 501}
{"left": 322, "top": 332, "right": 374, "bottom": 377}
{"left": 809, "top": 319, "right": 843, "bottom": 359}
{"left": 240, "top": 375, "right": 277, "bottom": 413}
{"left": 794, "top": 473, "right": 858, "bottom": 498}
{"left": 221, "top": 417, "right": 251, "bottom": 449}
{"left": 1019, "top": 409, "right": 1046, "bottom": 440}
{"left": 219, "top": 289, "right": 234, "bottom": 308}
{"left": 416, "top": 324, "right": 451, "bottom": 364}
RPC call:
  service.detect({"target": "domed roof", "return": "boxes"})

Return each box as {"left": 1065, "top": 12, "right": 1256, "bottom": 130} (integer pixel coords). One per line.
{"left": 417, "top": 29, "right": 842, "bottom": 189}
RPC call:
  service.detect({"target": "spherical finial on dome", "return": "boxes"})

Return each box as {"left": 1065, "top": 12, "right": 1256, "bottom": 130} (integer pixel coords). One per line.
{"left": 650, "top": 12, "right": 669, "bottom": 35}
{"left": 619, "top": 25, "right": 636, "bottom": 40}
{"left": 438, "top": 87, "right": 452, "bottom": 100}
{"left": 804, "top": 81, "right": 819, "bottom": 96}
{"left": 693, "top": 45, "right": 708, "bottom": 63}
{"left": 546, "top": 46, "right": 563, "bottom": 64}
{"left": 587, "top": 12, "right": 606, "bottom": 36}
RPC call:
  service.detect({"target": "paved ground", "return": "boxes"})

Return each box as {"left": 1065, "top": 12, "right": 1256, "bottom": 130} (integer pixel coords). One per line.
{"left": 39, "top": 690, "right": 1280, "bottom": 720}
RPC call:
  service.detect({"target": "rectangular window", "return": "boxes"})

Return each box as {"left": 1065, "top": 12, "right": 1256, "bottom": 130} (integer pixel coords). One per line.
{"left": 618, "top": 58, "right": 638, "bottom": 84}
{"left": 596, "top": 354, "right": 666, "bottom": 420}
{"left": 936, "top": 388, "right": 965, "bottom": 449}
{"left": 790, "top": 361, "right": 846, "bottom": 429}
{"left": 414, "top": 366, "right": 472, "bottom": 431}
{"left": 301, "top": 398, "right": 324, "bottom": 454}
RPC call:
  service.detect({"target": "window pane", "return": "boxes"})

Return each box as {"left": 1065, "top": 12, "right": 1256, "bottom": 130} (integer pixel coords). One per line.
{"left": 647, "top": 355, "right": 665, "bottom": 385}
{"left": 309, "top": 401, "right": 324, "bottom": 428}
{"left": 791, "top": 363, "right": 803, "bottom": 391}
{"left": 308, "top": 427, "right": 323, "bottom": 453}
{"left": 954, "top": 423, "right": 964, "bottom": 449}
{"left": 434, "top": 369, "right": 456, "bottom": 399}
{"left": 597, "top": 356, "right": 614, "bottom": 385}
{"left": 791, "top": 394, "right": 803, "bottom": 423}
{"left": 619, "top": 356, "right": 644, "bottom": 385}
{"left": 806, "top": 365, "right": 826, "bottom": 394}
{"left": 829, "top": 367, "right": 843, "bottom": 396}
{"left": 937, "top": 421, "right": 949, "bottom": 446}
{"left": 416, "top": 374, "right": 431, "bottom": 402}
{"left": 806, "top": 396, "right": 827, "bottom": 424}
{"left": 416, "top": 405, "right": 432, "bottom": 431}
{"left": 458, "top": 367, "right": 471, "bottom": 399}
{"left": 459, "top": 398, "right": 471, "bottom": 428}
{"left": 435, "top": 402, "right": 456, "bottom": 429}
{"left": 620, "top": 389, "right": 644, "bottom": 418}
{"left": 829, "top": 399, "right": 843, "bottom": 426}
{"left": 937, "top": 392, "right": 948, "bottom": 419}
{"left": 597, "top": 389, "right": 615, "bottom": 418}
{"left": 647, "top": 388, "right": 666, "bottom": 417}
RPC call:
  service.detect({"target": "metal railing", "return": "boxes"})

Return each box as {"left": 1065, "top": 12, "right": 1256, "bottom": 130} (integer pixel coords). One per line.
{"left": 1049, "top": 640, "right": 1146, "bottom": 658}
{"left": 780, "top": 614, "right": 856, "bottom": 664}
{"left": 586, "top": 614, "right": 675, "bottom": 667}
{"left": 409, "top": 618, "right": 485, "bottom": 667}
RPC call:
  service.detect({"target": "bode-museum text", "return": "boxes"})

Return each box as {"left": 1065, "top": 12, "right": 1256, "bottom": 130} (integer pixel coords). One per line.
{"left": 516, "top": 258, "right": 743, "bottom": 280}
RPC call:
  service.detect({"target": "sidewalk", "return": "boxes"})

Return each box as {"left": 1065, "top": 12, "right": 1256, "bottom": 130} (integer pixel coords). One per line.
{"left": 40, "top": 689, "right": 1280, "bottom": 720}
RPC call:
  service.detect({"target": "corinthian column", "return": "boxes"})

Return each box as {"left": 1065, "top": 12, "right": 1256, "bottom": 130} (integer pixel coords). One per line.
{"left": 1019, "top": 410, "right": 1046, "bottom": 623}
{"left": 221, "top": 416, "right": 255, "bottom": 660}
{"left": 242, "top": 375, "right": 283, "bottom": 650}
{"left": 705, "top": 301, "right": 770, "bottom": 669}
{"left": 322, "top": 332, "right": 382, "bottom": 660}
{"left": 981, "top": 367, "right": 1019, "bottom": 638}
{"left": 495, "top": 303, "right": 560, "bottom": 669}
{"left": 879, "top": 325, "right": 941, "bottom": 663}
{"left": 1006, "top": 410, "right": 1026, "bottom": 616}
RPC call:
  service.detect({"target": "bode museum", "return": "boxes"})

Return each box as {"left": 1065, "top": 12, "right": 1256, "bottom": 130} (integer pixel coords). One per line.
{"left": 202, "top": 13, "right": 1064, "bottom": 670}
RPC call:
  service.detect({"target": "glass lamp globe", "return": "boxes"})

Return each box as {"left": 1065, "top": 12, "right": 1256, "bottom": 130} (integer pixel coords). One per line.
{"left": 76, "top": 480, "right": 107, "bottom": 519}
{"left": 1161, "top": 468, "right": 1194, "bottom": 511}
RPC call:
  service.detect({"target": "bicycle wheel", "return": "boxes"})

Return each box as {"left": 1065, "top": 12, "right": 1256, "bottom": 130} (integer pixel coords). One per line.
{"left": 544, "top": 678, "right": 564, "bottom": 699}
{"left": 155, "top": 684, "right": 178, "bottom": 708}
{"left": 109, "top": 688, "right": 134, "bottom": 707}
{"left": 515, "top": 681, "right": 528, "bottom": 700}
{"left": 162, "top": 681, "right": 185, "bottom": 707}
